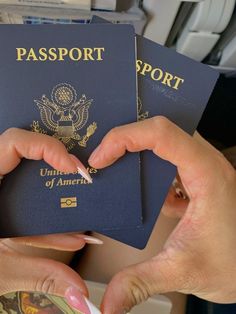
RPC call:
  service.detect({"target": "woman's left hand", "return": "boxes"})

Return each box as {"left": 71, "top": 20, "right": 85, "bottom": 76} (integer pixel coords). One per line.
{"left": 0, "top": 128, "right": 102, "bottom": 313}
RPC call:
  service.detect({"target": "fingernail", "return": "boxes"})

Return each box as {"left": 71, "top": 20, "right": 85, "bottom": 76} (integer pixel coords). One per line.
{"left": 175, "top": 187, "right": 188, "bottom": 200}
{"left": 77, "top": 166, "right": 93, "bottom": 184}
{"left": 65, "top": 287, "right": 91, "bottom": 314}
{"left": 69, "top": 154, "right": 93, "bottom": 183}
{"left": 85, "top": 298, "right": 101, "bottom": 314}
{"left": 76, "top": 234, "right": 103, "bottom": 245}
{"left": 88, "top": 144, "right": 102, "bottom": 165}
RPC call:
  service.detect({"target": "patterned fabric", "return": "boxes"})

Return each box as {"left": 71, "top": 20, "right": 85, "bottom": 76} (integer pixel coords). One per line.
{"left": 0, "top": 291, "right": 81, "bottom": 314}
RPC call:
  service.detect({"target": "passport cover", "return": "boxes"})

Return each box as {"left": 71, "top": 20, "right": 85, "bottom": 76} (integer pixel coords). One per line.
{"left": 91, "top": 16, "right": 219, "bottom": 249}
{"left": 0, "top": 24, "right": 142, "bottom": 237}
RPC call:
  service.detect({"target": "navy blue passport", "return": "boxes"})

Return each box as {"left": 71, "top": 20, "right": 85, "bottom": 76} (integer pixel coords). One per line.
{"left": 0, "top": 24, "right": 142, "bottom": 237}
{"left": 91, "top": 16, "right": 219, "bottom": 249}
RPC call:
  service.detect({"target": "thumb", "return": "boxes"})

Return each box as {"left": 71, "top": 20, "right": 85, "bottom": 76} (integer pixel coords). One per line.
{"left": 101, "top": 250, "right": 195, "bottom": 314}
{"left": 0, "top": 243, "right": 91, "bottom": 313}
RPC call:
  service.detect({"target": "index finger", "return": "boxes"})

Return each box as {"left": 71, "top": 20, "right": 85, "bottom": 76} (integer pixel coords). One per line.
{"left": 0, "top": 128, "right": 89, "bottom": 180}
{"left": 88, "top": 117, "right": 224, "bottom": 190}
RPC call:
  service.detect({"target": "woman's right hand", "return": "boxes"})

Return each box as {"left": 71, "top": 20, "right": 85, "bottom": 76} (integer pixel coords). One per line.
{"left": 87, "top": 117, "right": 236, "bottom": 314}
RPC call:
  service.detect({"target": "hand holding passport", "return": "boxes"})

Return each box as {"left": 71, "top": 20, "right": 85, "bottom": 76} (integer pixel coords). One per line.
{"left": 0, "top": 20, "right": 219, "bottom": 250}
{"left": 1, "top": 118, "right": 236, "bottom": 314}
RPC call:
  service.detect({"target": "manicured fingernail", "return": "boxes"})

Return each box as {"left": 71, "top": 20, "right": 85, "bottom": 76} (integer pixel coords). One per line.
{"left": 175, "top": 187, "right": 188, "bottom": 200}
{"left": 85, "top": 298, "right": 101, "bottom": 314}
{"left": 88, "top": 144, "right": 102, "bottom": 165}
{"left": 65, "top": 287, "right": 91, "bottom": 314}
{"left": 76, "top": 234, "right": 103, "bottom": 245}
{"left": 69, "top": 154, "right": 93, "bottom": 183}
{"left": 77, "top": 166, "right": 93, "bottom": 183}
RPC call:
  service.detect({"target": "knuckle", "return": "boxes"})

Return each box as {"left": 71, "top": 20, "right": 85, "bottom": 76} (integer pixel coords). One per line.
{"left": 0, "top": 241, "right": 14, "bottom": 254}
{"left": 205, "top": 152, "right": 236, "bottom": 194}
{"left": 151, "top": 116, "right": 175, "bottom": 154}
{"left": 105, "top": 127, "right": 120, "bottom": 143}
{"left": 218, "top": 154, "right": 236, "bottom": 182}
{"left": 35, "top": 275, "right": 57, "bottom": 295}
{"left": 128, "top": 277, "right": 151, "bottom": 306}
{"left": 2, "top": 127, "right": 20, "bottom": 138}
{"left": 113, "top": 271, "right": 152, "bottom": 308}
{"left": 152, "top": 115, "right": 171, "bottom": 131}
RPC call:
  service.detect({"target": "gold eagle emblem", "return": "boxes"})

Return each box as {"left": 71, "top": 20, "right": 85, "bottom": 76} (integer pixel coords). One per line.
{"left": 31, "top": 83, "right": 97, "bottom": 150}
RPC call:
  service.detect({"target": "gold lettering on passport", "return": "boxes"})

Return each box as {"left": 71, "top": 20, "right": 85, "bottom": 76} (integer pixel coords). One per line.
{"left": 41, "top": 167, "right": 97, "bottom": 189}
{"left": 31, "top": 83, "right": 97, "bottom": 151}
{"left": 45, "top": 177, "right": 92, "bottom": 189}
{"left": 16, "top": 47, "right": 105, "bottom": 62}
{"left": 56, "top": 178, "right": 91, "bottom": 186}
{"left": 40, "top": 167, "right": 97, "bottom": 177}
{"left": 136, "top": 59, "right": 185, "bottom": 90}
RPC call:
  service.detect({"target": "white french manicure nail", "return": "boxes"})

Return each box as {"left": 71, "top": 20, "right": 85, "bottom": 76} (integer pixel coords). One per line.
{"left": 69, "top": 154, "right": 93, "bottom": 183}
{"left": 85, "top": 297, "right": 102, "bottom": 314}
{"left": 77, "top": 166, "right": 93, "bottom": 183}
{"left": 77, "top": 167, "right": 93, "bottom": 183}
{"left": 83, "top": 236, "right": 103, "bottom": 245}
{"left": 76, "top": 234, "right": 103, "bottom": 245}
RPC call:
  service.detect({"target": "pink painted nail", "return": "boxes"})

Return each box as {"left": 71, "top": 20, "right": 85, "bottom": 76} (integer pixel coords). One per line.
{"left": 69, "top": 154, "right": 93, "bottom": 183}
{"left": 65, "top": 286, "right": 91, "bottom": 314}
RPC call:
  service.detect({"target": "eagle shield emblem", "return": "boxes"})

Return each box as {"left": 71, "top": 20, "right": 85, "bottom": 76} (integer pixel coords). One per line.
{"left": 31, "top": 83, "right": 97, "bottom": 150}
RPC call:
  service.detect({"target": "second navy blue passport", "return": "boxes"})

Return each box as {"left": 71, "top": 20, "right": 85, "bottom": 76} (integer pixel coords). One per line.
{"left": 92, "top": 16, "right": 219, "bottom": 249}
{"left": 0, "top": 24, "right": 142, "bottom": 237}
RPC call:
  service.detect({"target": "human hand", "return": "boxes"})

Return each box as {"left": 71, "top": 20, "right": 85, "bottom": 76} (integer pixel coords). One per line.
{"left": 0, "top": 128, "right": 101, "bottom": 313}
{"left": 88, "top": 117, "right": 236, "bottom": 313}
